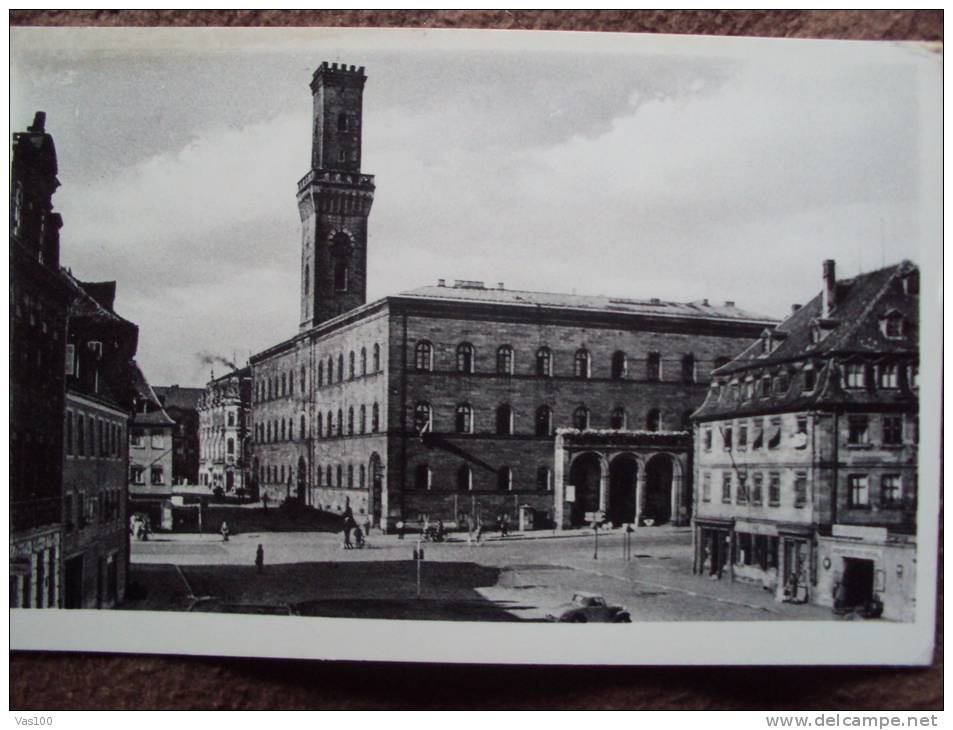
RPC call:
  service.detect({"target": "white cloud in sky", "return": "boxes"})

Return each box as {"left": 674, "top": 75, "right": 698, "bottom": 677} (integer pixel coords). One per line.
{"left": 13, "top": 32, "right": 938, "bottom": 387}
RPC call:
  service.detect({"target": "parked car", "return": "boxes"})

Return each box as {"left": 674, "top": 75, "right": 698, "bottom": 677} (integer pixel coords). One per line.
{"left": 546, "top": 592, "right": 632, "bottom": 623}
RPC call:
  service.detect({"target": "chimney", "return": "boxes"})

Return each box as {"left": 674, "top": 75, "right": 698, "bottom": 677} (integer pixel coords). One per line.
{"left": 28, "top": 111, "right": 46, "bottom": 133}
{"left": 724, "top": 300, "right": 735, "bottom": 307}
{"left": 791, "top": 303, "right": 802, "bottom": 314}
{"left": 497, "top": 282, "right": 505, "bottom": 290}
{"left": 437, "top": 278, "right": 446, "bottom": 287}
{"left": 822, "top": 259, "right": 836, "bottom": 316}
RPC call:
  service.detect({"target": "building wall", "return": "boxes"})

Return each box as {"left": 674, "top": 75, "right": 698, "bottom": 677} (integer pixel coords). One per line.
{"left": 387, "top": 308, "right": 759, "bottom": 528}
{"left": 129, "top": 424, "right": 174, "bottom": 489}
{"left": 63, "top": 394, "right": 129, "bottom": 608}
{"left": 198, "top": 372, "right": 251, "bottom": 493}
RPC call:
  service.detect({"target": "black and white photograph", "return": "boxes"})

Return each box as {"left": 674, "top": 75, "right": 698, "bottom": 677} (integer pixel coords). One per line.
{"left": 9, "top": 24, "right": 941, "bottom": 668}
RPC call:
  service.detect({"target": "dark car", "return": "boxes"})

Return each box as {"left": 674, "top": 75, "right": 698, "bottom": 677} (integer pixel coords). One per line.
{"left": 546, "top": 591, "right": 632, "bottom": 623}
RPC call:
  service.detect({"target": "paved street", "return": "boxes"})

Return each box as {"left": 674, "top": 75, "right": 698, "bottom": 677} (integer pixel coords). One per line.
{"left": 126, "top": 524, "right": 836, "bottom": 622}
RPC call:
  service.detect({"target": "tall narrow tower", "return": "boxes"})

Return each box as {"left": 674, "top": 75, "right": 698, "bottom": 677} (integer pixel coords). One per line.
{"left": 298, "top": 62, "right": 375, "bottom": 330}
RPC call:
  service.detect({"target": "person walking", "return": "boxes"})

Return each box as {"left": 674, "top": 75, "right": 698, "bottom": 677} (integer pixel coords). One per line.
{"left": 220, "top": 520, "right": 230, "bottom": 542}
{"left": 255, "top": 544, "right": 264, "bottom": 573}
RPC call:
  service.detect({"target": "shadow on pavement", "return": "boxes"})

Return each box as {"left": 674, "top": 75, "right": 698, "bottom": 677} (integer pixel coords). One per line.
{"left": 124, "top": 560, "right": 540, "bottom": 621}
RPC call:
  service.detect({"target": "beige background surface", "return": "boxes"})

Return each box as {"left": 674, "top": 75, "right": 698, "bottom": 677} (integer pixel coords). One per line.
{"left": 9, "top": 9, "right": 942, "bottom": 710}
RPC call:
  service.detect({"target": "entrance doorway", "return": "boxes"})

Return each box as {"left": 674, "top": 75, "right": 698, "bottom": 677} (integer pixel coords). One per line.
{"left": 568, "top": 453, "right": 602, "bottom": 527}
{"left": 607, "top": 455, "right": 638, "bottom": 525}
{"left": 297, "top": 456, "right": 308, "bottom": 502}
{"left": 369, "top": 453, "right": 383, "bottom": 530}
{"left": 643, "top": 454, "right": 674, "bottom": 525}
{"left": 842, "top": 558, "right": 875, "bottom": 608}
{"left": 64, "top": 555, "right": 83, "bottom": 609}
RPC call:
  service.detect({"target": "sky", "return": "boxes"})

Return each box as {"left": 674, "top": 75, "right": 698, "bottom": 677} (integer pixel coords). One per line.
{"left": 10, "top": 28, "right": 941, "bottom": 387}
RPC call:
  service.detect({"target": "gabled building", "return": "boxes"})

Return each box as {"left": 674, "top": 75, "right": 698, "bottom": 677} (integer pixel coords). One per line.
{"left": 61, "top": 272, "right": 139, "bottom": 608}
{"left": 128, "top": 364, "right": 175, "bottom": 511}
{"left": 691, "top": 259, "right": 919, "bottom": 621}
{"left": 197, "top": 367, "right": 252, "bottom": 494}
{"left": 10, "top": 112, "right": 72, "bottom": 608}
{"left": 154, "top": 385, "right": 204, "bottom": 486}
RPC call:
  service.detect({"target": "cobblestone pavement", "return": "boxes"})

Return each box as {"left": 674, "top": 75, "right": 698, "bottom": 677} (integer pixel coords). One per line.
{"left": 128, "top": 526, "right": 836, "bottom": 622}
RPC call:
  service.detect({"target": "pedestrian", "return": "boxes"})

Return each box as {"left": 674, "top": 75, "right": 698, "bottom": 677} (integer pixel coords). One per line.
{"left": 255, "top": 544, "right": 264, "bottom": 573}
{"left": 501, "top": 515, "right": 509, "bottom": 538}
{"left": 475, "top": 516, "right": 483, "bottom": 544}
{"left": 220, "top": 520, "right": 230, "bottom": 542}
{"left": 397, "top": 520, "right": 405, "bottom": 540}
{"left": 354, "top": 525, "right": 365, "bottom": 549}
{"left": 262, "top": 492, "right": 269, "bottom": 512}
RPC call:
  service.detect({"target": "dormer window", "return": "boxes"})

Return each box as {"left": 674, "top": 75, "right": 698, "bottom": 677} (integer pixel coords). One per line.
{"left": 844, "top": 361, "right": 866, "bottom": 389}
{"left": 902, "top": 271, "right": 919, "bottom": 295}
{"left": 803, "top": 364, "right": 817, "bottom": 392}
{"left": 878, "top": 363, "right": 899, "bottom": 389}
{"left": 881, "top": 310, "right": 905, "bottom": 339}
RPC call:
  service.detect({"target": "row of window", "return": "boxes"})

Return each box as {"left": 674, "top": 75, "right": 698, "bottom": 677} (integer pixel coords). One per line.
{"left": 412, "top": 402, "right": 690, "bottom": 436}
{"left": 701, "top": 470, "right": 910, "bottom": 510}
{"left": 64, "top": 488, "right": 123, "bottom": 531}
{"left": 411, "top": 463, "right": 553, "bottom": 493}
{"left": 201, "top": 434, "right": 239, "bottom": 460}
{"left": 702, "top": 470, "right": 805, "bottom": 507}
{"left": 255, "top": 403, "right": 383, "bottom": 443}
{"left": 130, "top": 429, "right": 166, "bottom": 450}
{"left": 256, "top": 344, "right": 384, "bottom": 402}
{"left": 413, "top": 341, "right": 722, "bottom": 382}
{"left": 66, "top": 411, "right": 125, "bottom": 459}
{"left": 702, "top": 413, "right": 911, "bottom": 452}
{"left": 714, "top": 360, "right": 918, "bottom": 404}
{"left": 130, "top": 465, "right": 165, "bottom": 486}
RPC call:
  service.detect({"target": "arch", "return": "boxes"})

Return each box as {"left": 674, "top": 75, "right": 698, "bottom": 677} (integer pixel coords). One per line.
{"left": 414, "top": 402, "right": 432, "bottom": 433}
{"left": 456, "top": 342, "right": 474, "bottom": 373}
{"left": 574, "top": 348, "right": 591, "bottom": 379}
{"left": 296, "top": 456, "right": 307, "bottom": 502}
{"left": 496, "top": 345, "right": 514, "bottom": 375}
{"left": 414, "top": 340, "right": 433, "bottom": 371}
{"left": 568, "top": 452, "right": 603, "bottom": 527}
{"left": 368, "top": 453, "right": 384, "bottom": 528}
{"left": 455, "top": 403, "right": 473, "bottom": 434}
{"left": 536, "top": 347, "right": 553, "bottom": 377}
{"left": 535, "top": 405, "right": 553, "bottom": 436}
{"left": 611, "top": 351, "right": 627, "bottom": 380}
{"left": 495, "top": 403, "right": 514, "bottom": 435}
{"left": 610, "top": 407, "right": 626, "bottom": 430}
{"left": 643, "top": 453, "right": 675, "bottom": 525}
{"left": 607, "top": 453, "right": 639, "bottom": 525}
{"left": 457, "top": 463, "right": 473, "bottom": 491}
{"left": 573, "top": 405, "right": 590, "bottom": 431}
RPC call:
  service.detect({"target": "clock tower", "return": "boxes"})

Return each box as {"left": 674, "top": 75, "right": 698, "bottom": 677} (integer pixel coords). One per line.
{"left": 298, "top": 62, "right": 375, "bottom": 330}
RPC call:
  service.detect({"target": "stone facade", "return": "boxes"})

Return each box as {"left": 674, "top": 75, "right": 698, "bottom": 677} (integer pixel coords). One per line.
{"left": 197, "top": 367, "right": 252, "bottom": 493}
{"left": 249, "top": 62, "right": 776, "bottom": 534}
{"left": 692, "top": 260, "right": 919, "bottom": 621}
{"left": 10, "top": 112, "right": 71, "bottom": 608}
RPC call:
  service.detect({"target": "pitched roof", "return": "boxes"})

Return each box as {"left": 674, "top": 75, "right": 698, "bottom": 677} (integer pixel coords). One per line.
{"left": 130, "top": 361, "right": 175, "bottom": 426}
{"left": 692, "top": 260, "right": 919, "bottom": 421}
{"left": 714, "top": 260, "right": 918, "bottom": 375}
{"left": 397, "top": 282, "right": 776, "bottom": 324}
{"left": 153, "top": 385, "right": 205, "bottom": 411}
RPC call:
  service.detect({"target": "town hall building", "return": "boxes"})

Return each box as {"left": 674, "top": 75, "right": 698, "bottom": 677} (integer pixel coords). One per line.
{"left": 249, "top": 62, "right": 775, "bottom": 532}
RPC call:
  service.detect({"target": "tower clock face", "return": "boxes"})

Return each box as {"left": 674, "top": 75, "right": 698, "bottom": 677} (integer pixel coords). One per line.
{"left": 330, "top": 231, "right": 353, "bottom": 256}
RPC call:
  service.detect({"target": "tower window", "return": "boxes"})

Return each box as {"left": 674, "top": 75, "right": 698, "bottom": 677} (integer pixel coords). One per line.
{"left": 334, "top": 263, "right": 349, "bottom": 292}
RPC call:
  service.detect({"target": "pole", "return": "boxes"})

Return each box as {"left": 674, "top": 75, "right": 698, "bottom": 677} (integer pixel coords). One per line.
{"left": 593, "top": 523, "right": 599, "bottom": 560}
{"left": 416, "top": 539, "right": 421, "bottom": 598}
